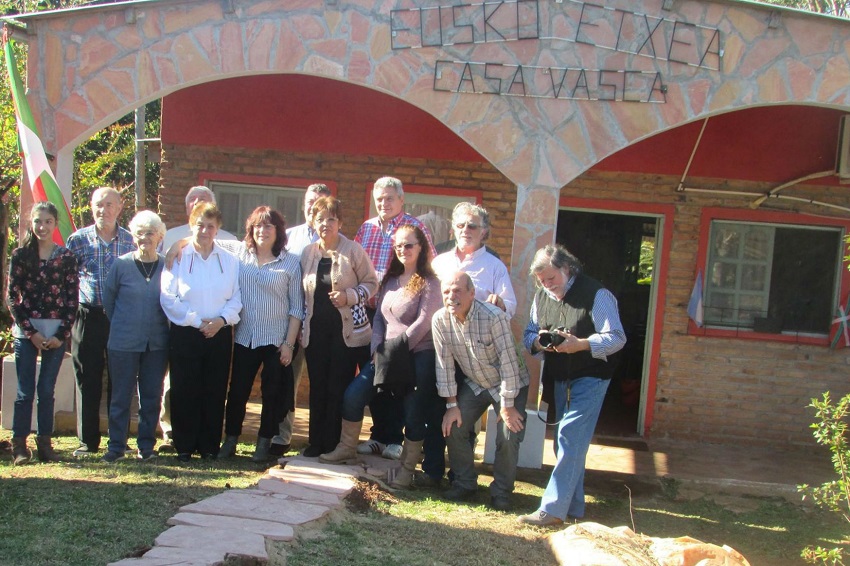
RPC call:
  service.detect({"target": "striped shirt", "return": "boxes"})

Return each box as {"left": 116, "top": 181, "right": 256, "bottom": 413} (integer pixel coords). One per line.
{"left": 522, "top": 275, "right": 626, "bottom": 360}
{"left": 285, "top": 223, "right": 319, "bottom": 256}
{"left": 432, "top": 300, "right": 529, "bottom": 407}
{"left": 218, "top": 240, "right": 305, "bottom": 349}
{"left": 66, "top": 224, "right": 136, "bottom": 306}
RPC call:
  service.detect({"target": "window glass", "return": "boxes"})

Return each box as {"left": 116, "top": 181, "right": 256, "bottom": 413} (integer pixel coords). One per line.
{"left": 209, "top": 182, "right": 305, "bottom": 238}
{"left": 704, "top": 221, "right": 842, "bottom": 335}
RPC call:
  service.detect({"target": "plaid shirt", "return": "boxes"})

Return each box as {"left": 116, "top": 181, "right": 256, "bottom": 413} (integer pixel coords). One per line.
{"left": 66, "top": 224, "right": 135, "bottom": 306}
{"left": 355, "top": 213, "right": 437, "bottom": 282}
{"left": 432, "top": 300, "right": 529, "bottom": 407}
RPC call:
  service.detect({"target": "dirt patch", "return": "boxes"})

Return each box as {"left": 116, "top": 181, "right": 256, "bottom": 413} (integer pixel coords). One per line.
{"left": 344, "top": 479, "right": 398, "bottom": 514}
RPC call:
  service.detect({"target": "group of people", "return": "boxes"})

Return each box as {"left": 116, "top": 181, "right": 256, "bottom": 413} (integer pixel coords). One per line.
{"left": 6, "top": 176, "right": 626, "bottom": 525}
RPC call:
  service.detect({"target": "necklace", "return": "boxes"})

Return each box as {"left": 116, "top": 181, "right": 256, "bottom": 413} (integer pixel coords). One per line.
{"left": 138, "top": 257, "right": 158, "bottom": 282}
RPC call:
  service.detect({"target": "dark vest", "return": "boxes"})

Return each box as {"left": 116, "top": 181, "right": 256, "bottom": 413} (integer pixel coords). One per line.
{"left": 535, "top": 273, "right": 618, "bottom": 384}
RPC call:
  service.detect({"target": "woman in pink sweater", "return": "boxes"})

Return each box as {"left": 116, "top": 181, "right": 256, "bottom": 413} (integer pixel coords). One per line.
{"left": 321, "top": 225, "right": 442, "bottom": 489}
{"left": 300, "top": 197, "right": 378, "bottom": 457}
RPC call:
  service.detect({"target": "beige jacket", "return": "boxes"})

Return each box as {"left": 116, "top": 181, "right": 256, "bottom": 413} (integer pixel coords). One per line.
{"left": 300, "top": 234, "right": 379, "bottom": 348}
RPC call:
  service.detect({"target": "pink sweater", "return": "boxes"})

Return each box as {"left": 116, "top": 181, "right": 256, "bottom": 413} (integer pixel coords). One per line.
{"left": 371, "top": 274, "right": 442, "bottom": 354}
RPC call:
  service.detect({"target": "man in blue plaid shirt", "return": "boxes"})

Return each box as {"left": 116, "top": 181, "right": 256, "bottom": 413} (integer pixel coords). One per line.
{"left": 65, "top": 187, "right": 135, "bottom": 456}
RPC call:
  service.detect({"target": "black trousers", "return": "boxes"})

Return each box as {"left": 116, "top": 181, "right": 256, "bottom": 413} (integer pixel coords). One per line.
{"left": 168, "top": 324, "right": 233, "bottom": 456}
{"left": 71, "top": 304, "right": 111, "bottom": 449}
{"left": 224, "top": 343, "right": 293, "bottom": 439}
{"left": 304, "top": 320, "right": 369, "bottom": 452}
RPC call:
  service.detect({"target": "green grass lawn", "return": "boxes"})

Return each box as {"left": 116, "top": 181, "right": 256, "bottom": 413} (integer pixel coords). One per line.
{"left": 0, "top": 433, "right": 845, "bottom": 565}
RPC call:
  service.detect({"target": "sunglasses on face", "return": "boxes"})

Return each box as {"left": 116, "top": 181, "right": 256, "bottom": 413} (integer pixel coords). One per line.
{"left": 393, "top": 242, "right": 418, "bottom": 251}
{"left": 455, "top": 222, "right": 480, "bottom": 230}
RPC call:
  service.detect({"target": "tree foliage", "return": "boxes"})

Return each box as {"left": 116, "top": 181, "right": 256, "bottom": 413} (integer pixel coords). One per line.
{"left": 758, "top": 0, "right": 850, "bottom": 17}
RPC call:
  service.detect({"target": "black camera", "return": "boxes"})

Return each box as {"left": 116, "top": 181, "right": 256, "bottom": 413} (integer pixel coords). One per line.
{"left": 539, "top": 328, "right": 567, "bottom": 348}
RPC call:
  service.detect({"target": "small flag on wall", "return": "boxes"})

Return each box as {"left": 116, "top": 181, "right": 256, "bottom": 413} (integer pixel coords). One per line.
{"left": 4, "top": 38, "right": 76, "bottom": 244}
{"left": 688, "top": 270, "right": 704, "bottom": 327}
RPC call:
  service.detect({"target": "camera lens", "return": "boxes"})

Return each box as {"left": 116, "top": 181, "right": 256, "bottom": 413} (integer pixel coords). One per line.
{"left": 539, "top": 333, "right": 554, "bottom": 348}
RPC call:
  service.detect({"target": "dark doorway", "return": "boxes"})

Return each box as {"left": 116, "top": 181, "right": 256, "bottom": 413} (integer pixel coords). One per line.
{"left": 556, "top": 209, "right": 657, "bottom": 438}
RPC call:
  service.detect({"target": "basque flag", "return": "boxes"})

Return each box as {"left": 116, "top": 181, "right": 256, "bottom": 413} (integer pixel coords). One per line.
{"left": 688, "top": 270, "right": 704, "bottom": 327}
{"left": 4, "top": 38, "right": 75, "bottom": 244}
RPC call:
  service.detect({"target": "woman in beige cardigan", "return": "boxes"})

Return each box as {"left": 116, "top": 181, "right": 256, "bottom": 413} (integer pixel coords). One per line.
{"left": 300, "top": 196, "right": 378, "bottom": 457}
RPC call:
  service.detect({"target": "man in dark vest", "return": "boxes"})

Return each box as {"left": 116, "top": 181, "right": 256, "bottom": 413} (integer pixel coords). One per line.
{"left": 518, "top": 244, "right": 626, "bottom": 527}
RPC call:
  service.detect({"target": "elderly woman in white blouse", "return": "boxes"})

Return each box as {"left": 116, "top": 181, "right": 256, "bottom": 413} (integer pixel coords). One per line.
{"left": 160, "top": 202, "right": 241, "bottom": 462}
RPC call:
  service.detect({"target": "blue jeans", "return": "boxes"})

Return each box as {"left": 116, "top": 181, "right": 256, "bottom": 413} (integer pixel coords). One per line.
{"left": 539, "top": 377, "right": 610, "bottom": 520}
{"left": 107, "top": 348, "right": 168, "bottom": 454}
{"left": 12, "top": 338, "right": 66, "bottom": 437}
{"left": 444, "top": 381, "right": 528, "bottom": 498}
{"left": 341, "top": 350, "right": 441, "bottom": 444}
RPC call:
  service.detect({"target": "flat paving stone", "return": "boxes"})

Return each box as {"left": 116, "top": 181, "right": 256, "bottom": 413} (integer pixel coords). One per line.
{"left": 168, "top": 512, "right": 295, "bottom": 541}
{"left": 109, "top": 558, "right": 219, "bottom": 566}
{"left": 279, "top": 456, "right": 362, "bottom": 477}
{"left": 155, "top": 525, "right": 267, "bottom": 560}
{"left": 142, "top": 544, "right": 229, "bottom": 564}
{"left": 257, "top": 477, "right": 343, "bottom": 506}
{"left": 180, "top": 490, "right": 332, "bottom": 525}
{"left": 266, "top": 465, "right": 356, "bottom": 496}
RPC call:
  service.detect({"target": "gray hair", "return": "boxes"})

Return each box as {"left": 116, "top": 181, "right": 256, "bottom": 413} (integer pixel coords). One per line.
{"left": 452, "top": 202, "right": 490, "bottom": 241}
{"left": 373, "top": 176, "right": 404, "bottom": 198}
{"left": 91, "top": 186, "right": 122, "bottom": 204}
{"left": 306, "top": 183, "right": 331, "bottom": 200}
{"left": 529, "top": 244, "right": 582, "bottom": 280}
{"left": 129, "top": 210, "right": 166, "bottom": 240}
{"left": 185, "top": 185, "right": 216, "bottom": 207}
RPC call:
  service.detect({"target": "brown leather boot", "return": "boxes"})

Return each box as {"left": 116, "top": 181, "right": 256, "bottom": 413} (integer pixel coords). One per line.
{"left": 319, "top": 419, "right": 362, "bottom": 465}
{"left": 390, "top": 438, "right": 423, "bottom": 489}
{"left": 12, "top": 436, "right": 32, "bottom": 466}
{"left": 35, "top": 435, "right": 61, "bottom": 462}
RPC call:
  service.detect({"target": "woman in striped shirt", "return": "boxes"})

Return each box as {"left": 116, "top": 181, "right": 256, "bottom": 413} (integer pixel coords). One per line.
{"left": 216, "top": 206, "right": 304, "bottom": 461}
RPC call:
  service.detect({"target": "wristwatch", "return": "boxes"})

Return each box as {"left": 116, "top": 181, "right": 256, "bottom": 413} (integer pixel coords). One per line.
{"left": 446, "top": 402, "right": 458, "bottom": 409}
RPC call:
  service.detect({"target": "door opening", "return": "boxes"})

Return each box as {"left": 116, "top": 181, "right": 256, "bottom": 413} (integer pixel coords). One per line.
{"left": 556, "top": 209, "right": 658, "bottom": 438}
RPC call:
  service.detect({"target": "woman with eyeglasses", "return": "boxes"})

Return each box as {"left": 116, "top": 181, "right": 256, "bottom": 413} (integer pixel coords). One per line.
{"left": 160, "top": 202, "right": 242, "bottom": 462}
{"left": 300, "top": 196, "right": 378, "bottom": 457}
{"left": 101, "top": 210, "right": 170, "bottom": 463}
{"left": 320, "top": 225, "right": 441, "bottom": 487}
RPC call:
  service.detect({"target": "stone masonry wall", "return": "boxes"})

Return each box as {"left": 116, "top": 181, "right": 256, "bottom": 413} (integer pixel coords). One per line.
{"left": 158, "top": 144, "right": 517, "bottom": 269}
{"left": 564, "top": 170, "right": 850, "bottom": 447}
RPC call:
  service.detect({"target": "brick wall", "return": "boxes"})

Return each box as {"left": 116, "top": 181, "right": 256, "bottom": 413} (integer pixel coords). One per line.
{"left": 158, "top": 145, "right": 516, "bottom": 267}
{"left": 564, "top": 170, "right": 850, "bottom": 448}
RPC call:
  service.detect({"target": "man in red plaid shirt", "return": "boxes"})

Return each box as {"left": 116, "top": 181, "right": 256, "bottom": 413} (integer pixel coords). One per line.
{"left": 354, "top": 176, "right": 436, "bottom": 460}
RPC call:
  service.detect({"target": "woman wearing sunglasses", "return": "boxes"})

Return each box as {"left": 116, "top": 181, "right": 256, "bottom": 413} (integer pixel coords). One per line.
{"left": 320, "top": 225, "right": 441, "bottom": 488}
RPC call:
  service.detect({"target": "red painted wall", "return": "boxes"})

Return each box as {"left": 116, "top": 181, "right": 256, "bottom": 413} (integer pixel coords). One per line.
{"left": 161, "top": 75, "right": 486, "bottom": 162}
{"left": 163, "top": 76, "right": 847, "bottom": 188}
{"left": 593, "top": 105, "right": 846, "bottom": 185}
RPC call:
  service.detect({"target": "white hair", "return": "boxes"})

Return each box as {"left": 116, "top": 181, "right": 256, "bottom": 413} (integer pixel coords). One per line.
{"left": 184, "top": 185, "right": 216, "bottom": 207}
{"left": 129, "top": 210, "right": 166, "bottom": 240}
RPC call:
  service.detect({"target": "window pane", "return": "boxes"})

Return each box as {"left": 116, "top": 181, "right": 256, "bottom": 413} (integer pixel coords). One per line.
{"left": 712, "top": 226, "right": 740, "bottom": 258}
{"left": 769, "top": 227, "right": 841, "bottom": 333}
{"left": 740, "top": 265, "right": 766, "bottom": 291}
{"left": 709, "top": 261, "right": 737, "bottom": 289}
{"left": 704, "top": 219, "right": 842, "bottom": 335}
{"left": 743, "top": 227, "right": 771, "bottom": 260}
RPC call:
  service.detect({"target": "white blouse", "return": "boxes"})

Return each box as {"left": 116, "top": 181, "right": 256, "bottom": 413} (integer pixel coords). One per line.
{"left": 160, "top": 243, "right": 242, "bottom": 328}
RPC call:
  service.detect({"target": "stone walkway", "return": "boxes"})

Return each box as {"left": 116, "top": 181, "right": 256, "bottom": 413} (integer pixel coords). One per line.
{"left": 107, "top": 455, "right": 398, "bottom": 566}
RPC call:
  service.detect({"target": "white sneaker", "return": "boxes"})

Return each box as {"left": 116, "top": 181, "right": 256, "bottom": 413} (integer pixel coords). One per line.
{"left": 356, "top": 440, "right": 387, "bottom": 455}
{"left": 382, "top": 443, "right": 403, "bottom": 460}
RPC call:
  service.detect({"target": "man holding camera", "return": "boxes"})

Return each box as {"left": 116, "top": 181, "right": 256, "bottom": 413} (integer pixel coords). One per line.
{"left": 518, "top": 244, "right": 626, "bottom": 527}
